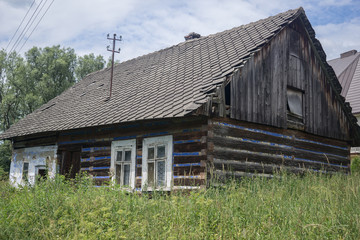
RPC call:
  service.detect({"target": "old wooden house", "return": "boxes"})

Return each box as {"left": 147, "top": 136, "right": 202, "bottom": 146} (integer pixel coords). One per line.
{"left": 2, "top": 8, "right": 360, "bottom": 190}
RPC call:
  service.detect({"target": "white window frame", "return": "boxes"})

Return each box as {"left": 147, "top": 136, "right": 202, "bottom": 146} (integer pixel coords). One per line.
{"left": 111, "top": 139, "right": 136, "bottom": 189}
{"left": 142, "top": 135, "right": 173, "bottom": 191}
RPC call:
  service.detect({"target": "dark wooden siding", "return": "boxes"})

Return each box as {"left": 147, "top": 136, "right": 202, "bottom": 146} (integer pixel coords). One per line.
{"left": 57, "top": 117, "right": 207, "bottom": 188}
{"left": 230, "top": 20, "right": 351, "bottom": 141}
{"left": 208, "top": 118, "right": 350, "bottom": 179}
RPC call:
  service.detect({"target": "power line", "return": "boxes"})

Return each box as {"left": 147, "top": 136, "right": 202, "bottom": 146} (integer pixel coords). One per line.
{"left": 18, "top": 0, "right": 55, "bottom": 53}
{"left": 5, "top": 0, "right": 36, "bottom": 52}
{"left": 7, "top": 0, "right": 46, "bottom": 55}
{"left": 12, "top": 0, "right": 48, "bottom": 54}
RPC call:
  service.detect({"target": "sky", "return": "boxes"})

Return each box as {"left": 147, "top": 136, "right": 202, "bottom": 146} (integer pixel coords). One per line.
{"left": 0, "top": 0, "right": 359, "bottom": 62}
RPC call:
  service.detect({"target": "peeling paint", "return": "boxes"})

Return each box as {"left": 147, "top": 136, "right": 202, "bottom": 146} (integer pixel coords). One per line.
{"left": 10, "top": 145, "right": 58, "bottom": 186}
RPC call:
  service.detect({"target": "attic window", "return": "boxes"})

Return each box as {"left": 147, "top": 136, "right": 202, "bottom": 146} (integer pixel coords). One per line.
{"left": 287, "top": 87, "right": 304, "bottom": 124}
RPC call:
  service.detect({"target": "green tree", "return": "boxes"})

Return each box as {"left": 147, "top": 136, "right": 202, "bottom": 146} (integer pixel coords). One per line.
{"left": 106, "top": 56, "right": 120, "bottom": 68}
{"left": 0, "top": 140, "right": 11, "bottom": 173}
{"left": 0, "top": 50, "right": 26, "bottom": 130}
{"left": 0, "top": 46, "right": 106, "bottom": 175}
{"left": 25, "top": 45, "right": 77, "bottom": 104}
{"left": 75, "top": 53, "right": 105, "bottom": 81}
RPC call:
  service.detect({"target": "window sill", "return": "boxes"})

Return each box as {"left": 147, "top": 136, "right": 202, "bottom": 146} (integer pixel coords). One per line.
{"left": 287, "top": 120, "right": 304, "bottom": 131}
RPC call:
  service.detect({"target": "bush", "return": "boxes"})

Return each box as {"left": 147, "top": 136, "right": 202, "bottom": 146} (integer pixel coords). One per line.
{"left": 0, "top": 173, "right": 359, "bottom": 239}
{"left": 351, "top": 156, "right": 360, "bottom": 174}
{"left": 0, "top": 166, "right": 8, "bottom": 181}
{"left": 0, "top": 140, "right": 12, "bottom": 173}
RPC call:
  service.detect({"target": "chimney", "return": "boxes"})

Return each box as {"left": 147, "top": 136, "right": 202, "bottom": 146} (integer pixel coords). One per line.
{"left": 340, "top": 50, "right": 357, "bottom": 58}
{"left": 184, "top": 32, "right": 201, "bottom": 41}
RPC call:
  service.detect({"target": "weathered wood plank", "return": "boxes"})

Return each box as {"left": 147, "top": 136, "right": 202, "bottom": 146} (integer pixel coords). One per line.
{"left": 212, "top": 145, "right": 347, "bottom": 171}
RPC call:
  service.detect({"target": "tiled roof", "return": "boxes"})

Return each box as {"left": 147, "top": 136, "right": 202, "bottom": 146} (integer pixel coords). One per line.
{"left": 328, "top": 52, "right": 360, "bottom": 114}
{"left": 0, "top": 8, "right": 320, "bottom": 139}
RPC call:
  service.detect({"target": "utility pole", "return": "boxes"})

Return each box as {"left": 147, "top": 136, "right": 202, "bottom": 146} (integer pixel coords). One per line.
{"left": 107, "top": 33, "right": 122, "bottom": 99}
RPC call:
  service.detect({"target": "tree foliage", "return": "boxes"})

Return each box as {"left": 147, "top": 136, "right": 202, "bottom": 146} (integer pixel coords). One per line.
{"left": 0, "top": 46, "right": 107, "bottom": 174}
{"left": 0, "top": 140, "right": 11, "bottom": 173}
{"left": 76, "top": 53, "right": 105, "bottom": 81}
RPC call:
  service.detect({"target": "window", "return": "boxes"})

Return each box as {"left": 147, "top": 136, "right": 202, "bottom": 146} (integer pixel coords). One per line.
{"left": 287, "top": 87, "right": 304, "bottom": 123}
{"left": 35, "top": 165, "right": 47, "bottom": 181}
{"left": 142, "top": 135, "right": 173, "bottom": 190}
{"left": 22, "top": 162, "right": 29, "bottom": 181}
{"left": 111, "top": 139, "right": 136, "bottom": 189}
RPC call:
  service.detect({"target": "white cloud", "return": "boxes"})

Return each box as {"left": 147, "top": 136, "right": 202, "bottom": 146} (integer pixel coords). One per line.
{"left": 314, "top": 17, "right": 360, "bottom": 60}
{"left": 317, "top": 0, "right": 353, "bottom": 6}
{"left": 0, "top": 0, "right": 358, "bottom": 62}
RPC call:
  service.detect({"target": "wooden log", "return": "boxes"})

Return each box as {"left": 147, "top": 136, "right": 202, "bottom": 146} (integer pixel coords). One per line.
{"left": 80, "top": 159, "right": 110, "bottom": 168}
{"left": 212, "top": 145, "right": 347, "bottom": 171}
{"left": 210, "top": 135, "right": 294, "bottom": 157}
{"left": 173, "top": 166, "right": 205, "bottom": 176}
{"left": 173, "top": 156, "right": 207, "bottom": 164}
{"left": 212, "top": 158, "right": 341, "bottom": 175}
{"left": 173, "top": 142, "right": 207, "bottom": 152}
{"left": 210, "top": 123, "right": 293, "bottom": 146}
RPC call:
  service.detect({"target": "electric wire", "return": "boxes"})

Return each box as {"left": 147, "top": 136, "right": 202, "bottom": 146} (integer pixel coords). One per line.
{"left": 7, "top": 0, "right": 46, "bottom": 55}
{"left": 5, "top": 0, "right": 36, "bottom": 52}
{"left": 18, "top": 0, "right": 56, "bottom": 53}
{"left": 13, "top": 0, "right": 48, "bottom": 52}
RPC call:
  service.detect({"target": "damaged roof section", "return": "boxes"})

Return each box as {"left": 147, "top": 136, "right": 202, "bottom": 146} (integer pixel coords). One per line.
{"left": 1, "top": 8, "right": 311, "bottom": 139}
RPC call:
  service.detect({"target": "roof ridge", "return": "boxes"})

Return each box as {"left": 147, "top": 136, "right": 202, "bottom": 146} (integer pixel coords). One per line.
{"left": 338, "top": 53, "right": 360, "bottom": 77}
{"left": 117, "top": 8, "right": 303, "bottom": 67}
{"left": 339, "top": 53, "right": 360, "bottom": 79}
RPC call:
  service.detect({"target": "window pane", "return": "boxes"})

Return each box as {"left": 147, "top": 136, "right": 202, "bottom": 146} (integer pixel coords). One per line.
{"left": 287, "top": 89, "right": 303, "bottom": 116}
{"left": 123, "top": 164, "right": 130, "bottom": 186}
{"left": 124, "top": 150, "right": 131, "bottom": 162}
{"left": 115, "top": 164, "right": 121, "bottom": 185}
{"left": 157, "top": 161, "right": 165, "bottom": 187}
{"left": 116, "top": 151, "right": 122, "bottom": 162}
{"left": 148, "top": 162, "right": 155, "bottom": 187}
{"left": 157, "top": 145, "right": 165, "bottom": 158}
{"left": 148, "top": 147, "right": 154, "bottom": 159}
{"left": 23, "top": 162, "right": 29, "bottom": 180}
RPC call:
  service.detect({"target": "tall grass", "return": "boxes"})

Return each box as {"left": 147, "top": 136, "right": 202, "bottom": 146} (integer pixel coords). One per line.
{"left": 0, "top": 172, "right": 359, "bottom": 239}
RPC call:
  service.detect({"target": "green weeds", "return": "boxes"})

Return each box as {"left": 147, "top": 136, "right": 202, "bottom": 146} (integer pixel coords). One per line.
{"left": 0, "top": 173, "right": 359, "bottom": 239}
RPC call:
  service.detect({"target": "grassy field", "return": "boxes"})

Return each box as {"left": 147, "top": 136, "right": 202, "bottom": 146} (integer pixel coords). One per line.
{"left": 0, "top": 173, "right": 359, "bottom": 239}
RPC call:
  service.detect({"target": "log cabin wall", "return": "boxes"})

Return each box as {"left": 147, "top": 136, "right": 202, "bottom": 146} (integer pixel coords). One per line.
{"left": 57, "top": 117, "right": 207, "bottom": 188}
{"left": 207, "top": 118, "right": 350, "bottom": 180}
{"left": 229, "top": 19, "right": 351, "bottom": 141}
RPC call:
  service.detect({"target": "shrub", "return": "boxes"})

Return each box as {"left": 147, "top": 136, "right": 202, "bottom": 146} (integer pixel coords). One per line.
{"left": 0, "top": 166, "right": 8, "bottom": 181}
{"left": 351, "top": 156, "right": 360, "bottom": 174}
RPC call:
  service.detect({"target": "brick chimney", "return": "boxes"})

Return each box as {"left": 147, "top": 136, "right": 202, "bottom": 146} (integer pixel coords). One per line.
{"left": 184, "top": 32, "right": 201, "bottom": 41}
{"left": 340, "top": 50, "right": 357, "bottom": 58}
